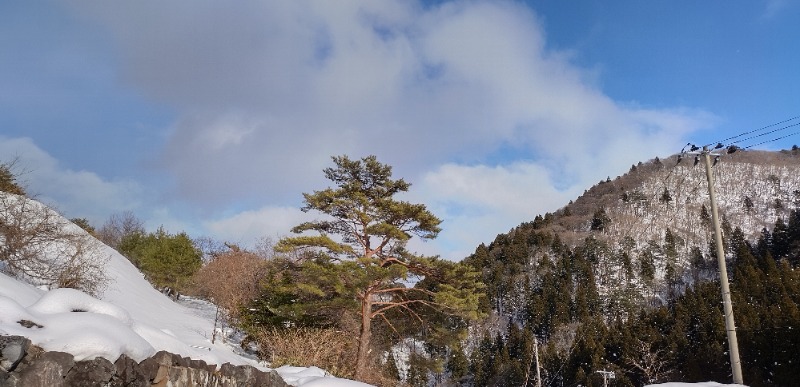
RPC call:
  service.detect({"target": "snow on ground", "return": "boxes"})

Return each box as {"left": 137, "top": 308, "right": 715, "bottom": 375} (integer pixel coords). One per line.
{"left": 0, "top": 198, "right": 372, "bottom": 386}
{"left": 0, "top": 270, "right": 750, "bottom": 387}
{"left": 0, "top": 264, "right": 371, "bottom": 386}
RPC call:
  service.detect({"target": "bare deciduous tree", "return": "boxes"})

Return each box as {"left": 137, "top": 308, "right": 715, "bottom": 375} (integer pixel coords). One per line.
{"left": 624, "top": 338, "right": 671, "bottom": 384}
{"left": 191, "top": 249, "right": 269, "bottom": 321}
{"left": 192, "top": 236, "right": 229, "bottom": 263}
{"left": 0, "top": 193, "right": 109, "bottom": 296}
{"left": 97, "top": 210, "right": 144, "bottom": 249}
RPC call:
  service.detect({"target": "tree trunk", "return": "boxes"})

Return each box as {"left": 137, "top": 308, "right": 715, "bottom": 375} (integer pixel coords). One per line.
{"left": 355, "top": 296, "right": 372, "bottom": 381}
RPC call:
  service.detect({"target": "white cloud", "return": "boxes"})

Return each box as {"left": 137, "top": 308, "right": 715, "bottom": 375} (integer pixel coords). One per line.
{"left": 59, "top": 0, "right": 717, "bottom": 256}
{"left": 761, "top": 0, "right": 790, "bottom": 20}
{"left": 203, "top": 206, "right": 315, "bottom": 247}
{"left": 419, "top": 162, "right": 569, "bottom": 217}
{"left": 408, "top": 161, "right": 579, "bottom": 259}
{"left": 0, "top": 136, "right": 143, "bottom": 225}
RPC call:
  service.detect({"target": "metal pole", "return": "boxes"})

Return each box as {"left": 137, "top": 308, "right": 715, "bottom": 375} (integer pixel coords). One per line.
{"left": 702, "top": 147, "right": 743, "bottom": 384}
{"left": 534, "top": 335, "right": 541, "bottom": 387}
{"left": 596, "top": 370, "right": 613, "bottom": 387}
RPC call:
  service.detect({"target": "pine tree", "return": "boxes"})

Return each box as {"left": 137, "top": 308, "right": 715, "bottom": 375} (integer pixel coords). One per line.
{"left": 0, "top": 161, "right": 25, "bottom": 196}
{"left": 590, "top": 208, "right": 611, "bottom": 232}
{"left": 118, "top": 227, "right": 202, "bottom": 293}
{"left": 700, "top": 204, "right": 711, "bottom": 228}
{"left": 771, "top": 217, "right": 790, "bottom": 259}
{"left": 638, "top": 247, "right": 657, "bottom": 304}
{"left": 445, "top": 343, "right": 469, "bottom": 383}
{"left": 384, "top": 352, "right": 400, "bottom": 382}
{"left": 272, "top": 155, "right": 486, "bottom": 380}
{"left": 743, "top": 196, "right": 754, "bottom": 213}
{"left": 660, "top": 187, "right": 672, "bottom": 204}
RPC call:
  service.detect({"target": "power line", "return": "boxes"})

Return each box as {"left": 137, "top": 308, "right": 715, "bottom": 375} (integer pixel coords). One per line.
{"left": 731, "top": 121, "right": 800, "bottom": 148}
{"left": 742, "top": 128, "right": 800, "bottom": 150}
{"left": 704, "top": 115, "right": 800, "bottom": 149}
{"left": 678, "top": 116, "right": 800, "bottom": 164}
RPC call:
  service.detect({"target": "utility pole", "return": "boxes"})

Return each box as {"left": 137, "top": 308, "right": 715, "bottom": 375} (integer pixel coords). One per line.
{"left": 524, "top": 334, "right": 542, "bottom": 387}
{"left": 701, "top": 146, "right": 743, "bottom": 384}
{"left": 534, "top": 335, "right": 541, "bottom": 387}
{"left": 596, "top": 370, "right": 614, "bottom": 387}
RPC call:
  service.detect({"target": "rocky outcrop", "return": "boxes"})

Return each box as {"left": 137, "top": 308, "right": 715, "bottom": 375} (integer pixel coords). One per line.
{"left": 0, "top": 335, "right": 290, "bottom": 387}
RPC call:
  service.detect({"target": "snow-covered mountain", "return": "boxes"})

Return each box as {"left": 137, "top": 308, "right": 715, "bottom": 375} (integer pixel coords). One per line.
{"left": 522, "top": 149, "right": 800, "bottom": 302}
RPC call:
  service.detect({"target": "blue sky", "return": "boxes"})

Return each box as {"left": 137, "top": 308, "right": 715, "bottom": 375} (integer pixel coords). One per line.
{"left": 2, "top": 0, "right": 798, "bottom": 259}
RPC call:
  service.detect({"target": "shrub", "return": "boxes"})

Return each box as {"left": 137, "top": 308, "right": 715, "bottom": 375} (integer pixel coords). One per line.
{"left": 0, "top": 193, "right": 109, "bottom": 296}
{"left": 0, "top": 160, "right": 25, "bottom": 196}
{"left": 118, "top": 227, "right": 202, "bottom": 293}
{"left": 97, "top": 211, "right": 144, "bottom": 249}
{"left": 190, "top": 249, "right": 268, "bottom": 322}
{"left": 254, "top": 327, "right": 358, "bottom": 379}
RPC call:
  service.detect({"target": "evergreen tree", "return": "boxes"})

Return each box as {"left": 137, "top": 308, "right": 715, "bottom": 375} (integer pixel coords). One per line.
{"left": 689, "top": 246, "right": 707, "bottom": 284}
{"left": 743, "top": 196, "right": 754, "bottom": 213}
{"left": 787, "top": 209, "right": 800, "bottom": 265}
{"left": 118, "top": 227, "right": 202, "bottom": 293}
{"left": 671, "top": 282, "right": 729, "bottom": 381}
{"left": 470, "top": 333, "right": 496, "bottom": 387}
{"left": 0, "top": 161, "right": 25, "bottom": 196}
{"left": 771, "top": 217, "right": 790, "bottom": 259}
{"left": 384, "top": 352, "right": 400, "bottom": 382}
{"left": 638, "top": 248, "right": 656, "bottom": 304}
{"left": 660, "top": 187, "right": 672, "bottom": 204}
{"left": 70, "top": 218, "right": 96, "bottom": 235}
{"left": 664, "top": 229, "right": 683, "bottom": 301}
{"left": 700, "top": 204, "right": 711, "bottom": 227}
{"left": 590, "top": 208, "right": 611, "bottom": 232}
{"left": 272, "top": 155, "right": 485, "bottom": 380}
{"left": 445, "top": 343, "right": 469, "bottom": 383}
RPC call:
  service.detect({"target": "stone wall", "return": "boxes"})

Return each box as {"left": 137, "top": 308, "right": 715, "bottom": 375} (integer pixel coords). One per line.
{"left": 0, "top": 335, "right": 290, "bottom": 387}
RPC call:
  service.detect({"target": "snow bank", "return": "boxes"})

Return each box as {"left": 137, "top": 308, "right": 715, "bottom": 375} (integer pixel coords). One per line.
{"left": 0, "top": 195, "right": 373, "bottom": 386}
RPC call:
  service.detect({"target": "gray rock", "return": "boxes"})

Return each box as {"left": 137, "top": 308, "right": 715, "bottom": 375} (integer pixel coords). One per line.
{"left": 111, "top": 354, "right": 148, "bottom": 387}
{"left": 15, "top": 351, "right": 74, "bottom": 387}
{"left": 0, "top": 336, "right": 30, "bottom": 372}
{"left": 0, "top": 335, "right": 293, "bottom": 387}
{"left": 136, "top": 356, "right": 161, "bottom": 383}
{"left": 64, "top": 357, "right": 114, "bottom": 386}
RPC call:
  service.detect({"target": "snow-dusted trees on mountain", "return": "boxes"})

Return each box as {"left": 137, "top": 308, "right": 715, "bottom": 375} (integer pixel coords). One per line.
{"left": 457, "top": 151, "right": 800, "bottom": 386}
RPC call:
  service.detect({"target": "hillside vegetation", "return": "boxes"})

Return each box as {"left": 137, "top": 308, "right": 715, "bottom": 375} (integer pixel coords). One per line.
{"left": 461, "top": 149, "right": 800, "bottom": 386}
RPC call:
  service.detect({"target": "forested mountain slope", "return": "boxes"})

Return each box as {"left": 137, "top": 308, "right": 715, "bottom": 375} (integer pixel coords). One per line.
{"left": 460, "top": 149, "right": 800, "bottom": 386}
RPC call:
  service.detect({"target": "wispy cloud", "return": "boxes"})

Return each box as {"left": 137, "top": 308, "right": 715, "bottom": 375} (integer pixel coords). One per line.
{"left": 203, "top": 206, "right": 315, "bottom": 247}
{"left": 0, "top": 136, "right": 143, "bottom": 224}
{"left": 761, "top": 0, "right": 790, "bottom": 20}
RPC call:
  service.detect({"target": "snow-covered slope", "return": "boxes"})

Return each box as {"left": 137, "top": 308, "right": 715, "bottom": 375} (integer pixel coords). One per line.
{"left": 0, "top": 194, "right": 371, "bottom": 386}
